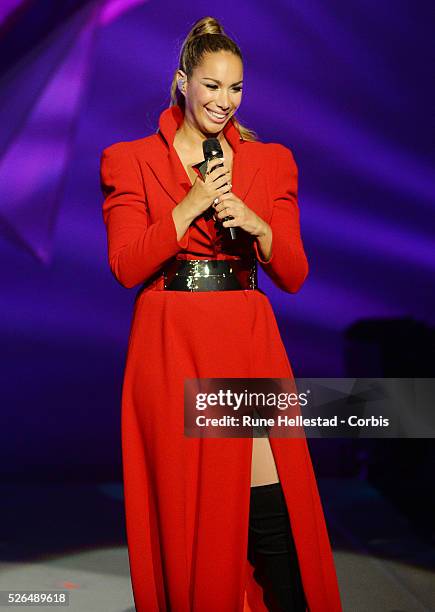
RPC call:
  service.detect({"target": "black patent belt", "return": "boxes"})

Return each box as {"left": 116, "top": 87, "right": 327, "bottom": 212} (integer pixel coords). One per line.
{"left": 162, "top": 258, "right": 258, "bottom": 291}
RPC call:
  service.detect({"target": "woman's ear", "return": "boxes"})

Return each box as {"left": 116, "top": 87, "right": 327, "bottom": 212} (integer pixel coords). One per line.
{"left": 176, "top": 70, "right": 187, "bottom": 96}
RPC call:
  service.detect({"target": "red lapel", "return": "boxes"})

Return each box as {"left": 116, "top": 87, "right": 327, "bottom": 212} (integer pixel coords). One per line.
{"left": 146, "top": 104, "right": 260, "bottom": 241}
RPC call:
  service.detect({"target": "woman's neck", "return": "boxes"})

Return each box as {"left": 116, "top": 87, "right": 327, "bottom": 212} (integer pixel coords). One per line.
{"left": 174, "top": 114, "right": 227, "bottom": 152}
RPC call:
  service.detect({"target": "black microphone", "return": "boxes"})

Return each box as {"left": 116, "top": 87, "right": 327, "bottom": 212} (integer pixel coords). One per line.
{"left": 202, "top": 138, "right": 237, "bottom": 240}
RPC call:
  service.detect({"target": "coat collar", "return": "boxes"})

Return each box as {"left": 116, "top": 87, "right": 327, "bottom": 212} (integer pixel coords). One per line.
{"left": 158, "top": 103, "right": 243, "bottom": 153}
{"left": 145, "top": 104, "right": 259, "bottom": 241}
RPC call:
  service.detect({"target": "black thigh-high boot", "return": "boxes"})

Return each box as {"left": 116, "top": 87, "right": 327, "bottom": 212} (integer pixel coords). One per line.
{"left": 248, "top": 482, "right": 307, "bottom": 612}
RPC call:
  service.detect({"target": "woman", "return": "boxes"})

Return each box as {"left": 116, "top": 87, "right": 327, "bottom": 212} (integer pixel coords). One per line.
{"left": 100, "top": 16, "right": 342, "bottom": 612}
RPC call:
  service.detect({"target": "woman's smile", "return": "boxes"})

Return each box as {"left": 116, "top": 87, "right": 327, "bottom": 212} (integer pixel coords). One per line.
{"left": 204, "top": 107, "right": 229, "bottom": 123}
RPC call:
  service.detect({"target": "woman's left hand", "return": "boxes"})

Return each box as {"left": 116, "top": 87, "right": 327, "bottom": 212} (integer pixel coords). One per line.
{"left": 213, "top": 192, "right": 269, "bottom": 237}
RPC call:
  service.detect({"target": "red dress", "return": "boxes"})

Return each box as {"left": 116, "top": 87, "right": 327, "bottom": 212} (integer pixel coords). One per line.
{"left": 100, "top": 104, "right": 342, "bottom": 612}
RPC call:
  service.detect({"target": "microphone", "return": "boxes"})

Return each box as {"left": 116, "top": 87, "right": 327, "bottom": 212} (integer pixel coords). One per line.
{"left": 202, "top": 138, "right": 237, "bottom": 240}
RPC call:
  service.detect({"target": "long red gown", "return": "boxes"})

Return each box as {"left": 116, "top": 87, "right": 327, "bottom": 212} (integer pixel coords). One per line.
{"left": 100, "top": 104, "right": 342, "bottom": 611}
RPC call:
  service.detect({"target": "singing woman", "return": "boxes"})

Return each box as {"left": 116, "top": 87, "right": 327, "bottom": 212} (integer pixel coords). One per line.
{"left": 100, "top": 15, "right": 342, "bottom": 612}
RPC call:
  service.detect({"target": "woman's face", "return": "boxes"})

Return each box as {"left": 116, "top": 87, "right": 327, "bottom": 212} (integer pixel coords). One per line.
{"left": 179, "top": 51, "right": 243, "bottom": 135}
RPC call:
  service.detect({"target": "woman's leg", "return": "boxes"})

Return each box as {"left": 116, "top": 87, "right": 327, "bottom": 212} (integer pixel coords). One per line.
{"left": 248, "top": 481, "right": 307, "bottom": 612}
{"left": 251, "top": 437, "right": 279, "bottom": 487}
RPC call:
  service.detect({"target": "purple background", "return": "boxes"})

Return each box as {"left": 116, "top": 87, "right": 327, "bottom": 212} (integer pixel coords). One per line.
{"left": 1, "top": 0, "right": 434, "bottom": 479}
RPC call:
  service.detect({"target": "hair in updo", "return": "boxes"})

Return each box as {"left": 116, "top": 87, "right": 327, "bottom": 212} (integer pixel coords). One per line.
{"left": 170, "top": 16, "right": 257, "bottom": 142}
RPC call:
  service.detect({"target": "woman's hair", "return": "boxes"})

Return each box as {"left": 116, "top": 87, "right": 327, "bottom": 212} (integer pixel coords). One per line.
{"left": 170, "top": 16, "right": 257, "bottom": 142}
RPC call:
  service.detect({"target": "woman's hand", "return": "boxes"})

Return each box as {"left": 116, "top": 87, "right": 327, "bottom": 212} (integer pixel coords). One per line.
{"left": 182, "top": 157, "right": 232, "bottom": 220}
{"left": 213, "top": 192, "right": 270, "bottom": 238}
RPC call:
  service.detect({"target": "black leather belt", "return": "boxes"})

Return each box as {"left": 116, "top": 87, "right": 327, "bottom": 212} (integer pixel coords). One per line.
{"left": 163, "top": 258, "right": 258, "bottom": 291}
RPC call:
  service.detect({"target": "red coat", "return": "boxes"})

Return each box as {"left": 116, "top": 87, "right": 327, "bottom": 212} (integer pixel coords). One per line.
{"left": 100, "top": 104, "right": 342, "bottom": 611}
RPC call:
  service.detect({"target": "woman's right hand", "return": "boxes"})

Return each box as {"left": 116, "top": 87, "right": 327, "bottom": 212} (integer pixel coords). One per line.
{"left": 182, "top": 157, "right": 232, "bottom": 220}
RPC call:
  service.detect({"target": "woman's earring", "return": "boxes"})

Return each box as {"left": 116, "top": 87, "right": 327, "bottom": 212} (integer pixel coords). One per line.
{"left": 178, "top": 79, "right": 185, "bottom": 92}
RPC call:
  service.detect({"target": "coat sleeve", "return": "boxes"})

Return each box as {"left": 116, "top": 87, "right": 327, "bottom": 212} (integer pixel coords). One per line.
{"left": 100, "top": 142, "right": 188, "bottom": 289}
{"left": 252, "top": 144, "right": 309, "bottom": 293}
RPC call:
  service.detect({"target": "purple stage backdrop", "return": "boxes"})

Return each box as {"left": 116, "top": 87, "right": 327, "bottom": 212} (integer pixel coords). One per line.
{"left": 1, "top": 0, "right": 434, "bottom": 479}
